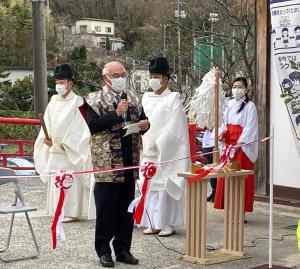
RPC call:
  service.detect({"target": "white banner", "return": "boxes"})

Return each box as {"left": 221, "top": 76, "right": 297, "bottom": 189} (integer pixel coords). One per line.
{"left": 270, "top": 0, "right": 300, "bottom": 139}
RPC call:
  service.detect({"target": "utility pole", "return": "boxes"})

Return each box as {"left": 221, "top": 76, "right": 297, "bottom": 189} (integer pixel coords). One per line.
{"left": 61, "top": 26, "right": 65, "bottom": 55}
{"left": 163, "top": 24, "right": 167, "bottom": 56}
{"left": 31, "top": 0, "right": 48, "bottom": 118}
{"left": 177, "top": 15, "right": 181, "bottom": 90}
{"left": 160, "top": 24, "right": 170, "bottom": 57}
{"left": 172, "top": 0, "right": 186, "bottom": 91}
{"left": 192, "top": 23, "right": 196, "bottom": 83}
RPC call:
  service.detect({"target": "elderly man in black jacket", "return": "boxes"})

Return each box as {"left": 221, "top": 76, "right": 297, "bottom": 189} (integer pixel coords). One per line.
{"left": 85, "top": 61, "right": 149, "bottom": 268}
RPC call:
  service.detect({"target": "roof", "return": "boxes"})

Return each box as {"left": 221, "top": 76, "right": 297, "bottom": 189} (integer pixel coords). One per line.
{"left": 76, "top": 18, "right": 115, "bottom": 23}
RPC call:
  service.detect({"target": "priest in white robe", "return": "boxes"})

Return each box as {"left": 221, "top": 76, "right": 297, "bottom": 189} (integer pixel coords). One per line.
{"left": 34, "top": 63, "right": 94, "bottom": 221}
{"left": 139, "top": 57, "right": 190, "bottom": 237}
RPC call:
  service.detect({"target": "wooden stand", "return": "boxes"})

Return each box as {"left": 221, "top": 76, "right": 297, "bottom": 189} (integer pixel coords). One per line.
{"left": 178, "top": 169, "right": 254, "bottom": 265}
{"left": 223, "top": 173, "right": 245, "bottom": 256}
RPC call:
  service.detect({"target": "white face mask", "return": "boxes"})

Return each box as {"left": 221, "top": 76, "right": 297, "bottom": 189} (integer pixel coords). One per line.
{"left": 232, "top": 88, "right": 245, "bottom": 99}
{"left": 149, "top": 78, "right": 161, "bottom": 91}
{"left": 110, "top": 77, "right": 126, "bottom": 93}
{"left": 55, "top": 84, "right": 68, "bottom": 96}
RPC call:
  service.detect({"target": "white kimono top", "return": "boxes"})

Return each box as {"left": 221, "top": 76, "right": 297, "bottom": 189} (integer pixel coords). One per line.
{"left": 219, "top": 98, "right": 258, "bottom": 163}
{"left": 141, "top": 88, "right": 191, "bottom": 200}
{"left": 34, "top": 92, "right": 94, "bottom": 218}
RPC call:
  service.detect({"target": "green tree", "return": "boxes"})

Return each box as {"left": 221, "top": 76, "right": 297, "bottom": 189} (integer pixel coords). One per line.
{"left": 10, "top": 3, "right": 33, "bottom": 65}
{"left": 0, "top": 1, "right": 58, "bottom": 67}
{"left": 71, "top": 59, "right": 102, "bottom": 92}
{"left": 0, "top": 5, "right": 17, "bottom": 66}
{"left": 65, "top": 46, "right": 102, "bottom": 92}
{"left": 67, "top": 46, "right": 87, "bottom": 61}
{"left": 0, "top": 76, "right": 33, "bottom": 111}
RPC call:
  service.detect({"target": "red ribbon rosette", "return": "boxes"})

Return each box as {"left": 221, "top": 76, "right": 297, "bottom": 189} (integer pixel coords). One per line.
{"left": 141, "top": 161, "right": 157, "bottom": 178}
{"left": 51, "top": 171, "right": 74, "bottom": 249}
{"left": 133, "top": 161, "right": 157, "bottom": 224}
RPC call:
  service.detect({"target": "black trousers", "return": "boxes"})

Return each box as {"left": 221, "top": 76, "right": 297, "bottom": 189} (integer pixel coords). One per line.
{"left": 202, "top": 146, "right": 217, "bottom": 191}
{"left": 94, "top": 170, "right": 135, "bottom": 257}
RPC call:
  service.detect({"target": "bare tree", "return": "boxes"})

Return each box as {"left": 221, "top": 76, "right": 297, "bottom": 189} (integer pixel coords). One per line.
{"left": 48, "top": 0, "right": 255, "bottom": 99}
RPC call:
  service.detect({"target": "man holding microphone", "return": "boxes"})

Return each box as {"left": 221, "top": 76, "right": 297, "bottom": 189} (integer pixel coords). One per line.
{"left": 85, "top": 61, "right": 149, "bottom": 267}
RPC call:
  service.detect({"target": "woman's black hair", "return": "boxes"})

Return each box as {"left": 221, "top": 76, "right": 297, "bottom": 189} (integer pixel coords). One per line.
{"left": 232, "top": 77, "right": 249, "bottom": 113}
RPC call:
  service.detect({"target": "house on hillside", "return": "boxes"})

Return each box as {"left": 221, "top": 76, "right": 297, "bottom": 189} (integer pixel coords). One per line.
{"left": 63, "top": 18, "right": 125, "bottom": 52}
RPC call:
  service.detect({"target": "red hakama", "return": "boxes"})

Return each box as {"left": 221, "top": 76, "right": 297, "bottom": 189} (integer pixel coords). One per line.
{"left": 214, "top": 124, "right": 255, "bottom": 212}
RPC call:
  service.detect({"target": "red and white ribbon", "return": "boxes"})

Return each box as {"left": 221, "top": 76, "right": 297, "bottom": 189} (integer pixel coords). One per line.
{"left": 0, "top": 136, "right": 271, "bottom": 249}
{"left": 51, "top": 171, "right": 73, "bottom": 249}
{"left": 128, "top": 161, "right": 157, "bottom": 224}
{"left": 188, "top": 144, "right": 235, "bottom": 184}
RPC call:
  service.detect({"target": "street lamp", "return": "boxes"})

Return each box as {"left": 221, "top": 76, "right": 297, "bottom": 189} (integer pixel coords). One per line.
{"left": 175, "top": 9, "right": 187, "bottom": 63}
{"left": 209, "top": 13, "right": 219, "bottom": 68}
{"left": 175, "top": 10, "right": 186, "bottom": 19}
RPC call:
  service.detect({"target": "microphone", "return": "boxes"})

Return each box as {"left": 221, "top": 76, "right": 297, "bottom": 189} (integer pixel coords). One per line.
{"left": 120, "top": 91, "right": 127, "bottom": 121}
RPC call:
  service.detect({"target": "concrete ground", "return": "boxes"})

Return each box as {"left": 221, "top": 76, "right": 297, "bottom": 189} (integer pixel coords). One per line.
{"left": 0, "top": 178, "right": 299, "bottom": 269}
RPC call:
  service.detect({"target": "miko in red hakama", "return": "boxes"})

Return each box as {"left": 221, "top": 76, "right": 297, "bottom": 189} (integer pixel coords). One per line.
{"left": 214, "top": 78, "right": 258, "bottom": 212}
{"left": 214, "top": 124, "right": 255, "bottom": 212}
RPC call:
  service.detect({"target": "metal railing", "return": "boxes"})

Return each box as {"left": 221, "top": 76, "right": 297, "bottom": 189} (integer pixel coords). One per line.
{"left": 0, "top": 117, "right": 40, "bottom": 171}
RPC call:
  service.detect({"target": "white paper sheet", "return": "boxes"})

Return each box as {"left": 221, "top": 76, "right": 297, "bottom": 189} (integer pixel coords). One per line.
{"left": 123, "top": 122, "right": 141, "bottom": 137}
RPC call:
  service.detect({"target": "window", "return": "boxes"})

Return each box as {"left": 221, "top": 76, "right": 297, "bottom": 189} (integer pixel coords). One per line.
{"left": 80, "top": 25, "right": 87, "bottom": 33}
{"left": 105, "top": 27, "right": 112, "bottom": 33}
{"left": 95, "top": 26, "right": 101, "bottom": 32}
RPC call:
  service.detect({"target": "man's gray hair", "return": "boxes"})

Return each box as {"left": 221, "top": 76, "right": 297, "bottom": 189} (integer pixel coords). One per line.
{"left": 102, "top": 61, "right": 125, "bottom": 76}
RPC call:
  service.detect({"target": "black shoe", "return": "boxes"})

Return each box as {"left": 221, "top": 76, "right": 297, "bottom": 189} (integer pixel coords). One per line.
{"left": 100, "top": 253, "right": 114, "bottom": 267}
{"left": 207, "top": 192, "right": 215, "bottom": 202}
{"left": 116, "top": 250, "right": 139, "bottom": 265}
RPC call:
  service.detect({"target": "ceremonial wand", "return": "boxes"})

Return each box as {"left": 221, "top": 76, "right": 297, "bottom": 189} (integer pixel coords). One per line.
{"left": 38, "top": 113, "right": 50, "bottom": 140}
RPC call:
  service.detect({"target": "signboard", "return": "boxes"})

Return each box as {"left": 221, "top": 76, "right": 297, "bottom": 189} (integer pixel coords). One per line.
{"left": 270, "top": 0, "right": 300, "bottom": 139}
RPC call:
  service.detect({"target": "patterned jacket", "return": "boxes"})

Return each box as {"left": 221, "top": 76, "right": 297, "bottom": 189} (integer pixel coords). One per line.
{"left": 85, "top": 86, "right": 146, "bottom": 183}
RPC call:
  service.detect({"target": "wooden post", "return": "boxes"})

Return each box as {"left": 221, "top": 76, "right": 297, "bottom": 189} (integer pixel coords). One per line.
{"left": 223, "top": 175, "right": 245, "bottom": 256}
{"left": 213, "top": 67, "right": 220, "bottom": 164}
{"left": 184, "top": 179, "right": 208, "bottom": 260}
{"left": 255, "top": 0, "right": 270, "bottom": 194}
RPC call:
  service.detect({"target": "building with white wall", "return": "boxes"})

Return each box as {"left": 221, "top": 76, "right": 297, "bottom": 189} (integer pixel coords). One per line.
{"left": 68, "top": 18, "right": 125, "bottom": 51}
{"left": 71, "top": 18, "right": 114, "bottom": 36}
{"left": 0, "top": 67, "right": 54, "bottom": 86}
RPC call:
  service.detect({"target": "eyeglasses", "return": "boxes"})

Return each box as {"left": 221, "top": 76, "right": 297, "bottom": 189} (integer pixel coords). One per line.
{"left": 109, "top": 73, "right": 127, "bottom": 79}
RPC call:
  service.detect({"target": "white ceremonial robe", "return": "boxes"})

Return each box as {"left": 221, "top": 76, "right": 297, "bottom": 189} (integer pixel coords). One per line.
{"left": 139, "top": 88, "right": 190, "bottom": 229}
{"left": 219, "top": 98, "right": 258, "bottom": 163}
{"left": 34, "top": 92, "right": 95, "bottom": 219}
